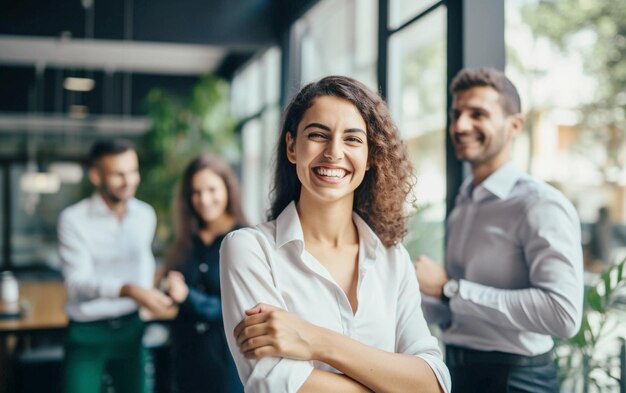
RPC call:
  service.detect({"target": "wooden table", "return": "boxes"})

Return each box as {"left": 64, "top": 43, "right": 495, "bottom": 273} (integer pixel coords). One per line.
{"left": 0, "top": 280, "right": 67, "bottom": 393}
{"left": 0, "top": 280, "right": 175, "bottom": 393}
{"left": 0, "top": 280, "right": 68, "bottom": 335}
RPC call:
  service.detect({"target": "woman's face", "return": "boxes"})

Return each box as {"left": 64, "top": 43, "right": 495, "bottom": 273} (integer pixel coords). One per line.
{"left": 286, "top": 95, "right": 369, "bottom": 205}
{"left": 190, "top": 168, "right": 230, "bottom": 225}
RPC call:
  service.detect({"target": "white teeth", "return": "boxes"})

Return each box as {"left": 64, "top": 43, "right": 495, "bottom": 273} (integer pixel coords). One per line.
{"left": 315, "top": 167, "right": 346, "bottom": 178}
{"left": 456, "top": 134, "right": 481, "bottom": 143}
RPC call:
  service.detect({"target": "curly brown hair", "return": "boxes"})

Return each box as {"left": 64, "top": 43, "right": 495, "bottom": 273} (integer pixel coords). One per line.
{"left": 269, "top": 75, "right": 415, "bottom": 247}
{"left": 165, "top": 154, "right": 248, "bottom": 271}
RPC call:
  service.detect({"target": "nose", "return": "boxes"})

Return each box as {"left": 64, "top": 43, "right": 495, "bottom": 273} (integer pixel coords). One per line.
{"left": 323, "top": 138, "right": 344, "bottom": 161}
{"left": 122, "top": 172, "right": 139, "bottom": 188}
{"left": 451, "top": 112, "right": 472, "bottom": 133}
{"left": 120, "top": 174, "right": 130, "bottom": 187}
{"left": 200, "top": 190, "right": 211, "bottom": 205}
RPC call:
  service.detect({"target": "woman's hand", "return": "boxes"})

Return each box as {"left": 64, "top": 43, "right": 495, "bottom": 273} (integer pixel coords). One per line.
{"left": 166, "top": 271, "right": 189, "bottom": 304}
{"left": 234, "top": 303, "right": 323, "bottom": 361}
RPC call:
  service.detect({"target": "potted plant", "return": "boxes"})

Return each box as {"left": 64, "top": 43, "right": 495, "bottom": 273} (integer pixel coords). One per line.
{"left": 137, "top": 75, "right": 239, "bottom": 253}
{"left": 555, "top": 257, "right": 626, "bottom": 393}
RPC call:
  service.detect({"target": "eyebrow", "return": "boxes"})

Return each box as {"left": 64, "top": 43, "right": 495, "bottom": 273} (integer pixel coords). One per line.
{"left": 303, "top": 122, "right": 366, "bottom": 135}
{"left": 451, "top": 105, "right": 489, "bottom": 112}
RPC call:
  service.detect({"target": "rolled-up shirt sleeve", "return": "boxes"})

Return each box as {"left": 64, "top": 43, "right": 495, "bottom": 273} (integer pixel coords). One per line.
{"left": 219, "top": 229, "right": 314, "bottom": 393}
{"left": 395, "top": 248, "right": 451, "bottom": 393}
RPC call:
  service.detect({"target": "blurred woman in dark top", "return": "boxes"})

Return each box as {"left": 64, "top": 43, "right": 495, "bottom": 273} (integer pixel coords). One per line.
{"left": 164, "top": 154, "right": 247, "bottom": 393}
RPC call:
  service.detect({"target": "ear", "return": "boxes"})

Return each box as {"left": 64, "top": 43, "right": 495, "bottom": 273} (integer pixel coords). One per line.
{"left": 286, "top": 132, "right": 297, "bottom": 164}
{"left": 88, "top": 166, "right": 101, "bottom": 188}
{"left": 507, "top": 113, "right": 525, "bottom": 139}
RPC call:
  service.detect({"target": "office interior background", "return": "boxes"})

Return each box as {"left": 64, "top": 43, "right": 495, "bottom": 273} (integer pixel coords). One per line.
{"left": 1, "top": 0, "right": 625, "bottom": 392}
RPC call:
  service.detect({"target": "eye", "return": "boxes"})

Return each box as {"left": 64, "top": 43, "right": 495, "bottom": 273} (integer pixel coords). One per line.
{"left": 345, "top": 136, "right": 364, "bottom": 144}
{"left": 471, "top": 110, "right": 487, "bottom": 119}
{"left": 307, "top": 132, "right": 328, "bottom": 140}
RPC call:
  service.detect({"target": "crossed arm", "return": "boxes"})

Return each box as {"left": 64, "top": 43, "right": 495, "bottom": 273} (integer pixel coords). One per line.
{"left": 234, "top": 304, "right": 444, "bottom": 393}
{"left": 219, "top": 230, "right": 449, "bottom": 393}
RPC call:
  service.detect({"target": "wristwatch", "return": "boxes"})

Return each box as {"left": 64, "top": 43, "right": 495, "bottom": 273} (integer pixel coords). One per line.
{"left": 442, "top": 279, "right": 459, "bottom": 302}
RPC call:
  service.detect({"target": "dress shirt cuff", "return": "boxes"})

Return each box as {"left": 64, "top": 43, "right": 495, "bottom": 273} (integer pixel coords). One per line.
{"left": 100, "top": 280, "right": 124, "bottom": 299}
{"left": 246, "top": 358, "right": 314, "bottom": 393}
{"left": 450, "top": 279, "right": 472, "bottom": 308}
{"left": 450, "top": 279, "right": 502, "bottom": 318}
{"left": 416, "top": 354, "right": 451, "bottom": 393}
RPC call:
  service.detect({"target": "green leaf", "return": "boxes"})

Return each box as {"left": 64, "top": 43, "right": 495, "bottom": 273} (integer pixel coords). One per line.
{"left": 587, "top": 288, "right": 604, "bottom": 313}
{"left": 603, "top": 266, "right": 613, "bottom": 301}
{"left": 569, "top": 316, "right": 590, "bottom": 347}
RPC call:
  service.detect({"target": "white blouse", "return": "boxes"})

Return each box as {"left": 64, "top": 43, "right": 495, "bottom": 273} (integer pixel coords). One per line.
{"left": 220, "top": 202, "right": 450, "bottom": 393}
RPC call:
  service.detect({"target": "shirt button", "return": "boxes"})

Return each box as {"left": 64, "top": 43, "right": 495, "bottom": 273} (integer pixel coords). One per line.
{"left": 199, "top": 263, "right": 209, "bottom": 273}
{"left": 195, "top": 322, "right": 210, "bottom": 333}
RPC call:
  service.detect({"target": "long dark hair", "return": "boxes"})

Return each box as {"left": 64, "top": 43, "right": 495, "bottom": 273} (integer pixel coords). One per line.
{"left": 165, "top": 154, "right": 247, "bottom": 270}
{"left": 269, "top": 75, "right": 415, "bottom": 247}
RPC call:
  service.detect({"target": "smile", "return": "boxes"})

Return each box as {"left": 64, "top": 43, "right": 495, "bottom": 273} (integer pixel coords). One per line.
{"left": 454, "top": 133, "right": 484, "bottom": 144}
{"left": 314, "top": 167, "right": 347, "bottom": 178}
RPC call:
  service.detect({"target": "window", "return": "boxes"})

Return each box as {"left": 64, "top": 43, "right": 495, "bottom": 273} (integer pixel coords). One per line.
{"left": 8, "top": 161, "right": 85, "bottom": 270}
{"left": 506, "top": 0, "right": 626, "bottom": 269}
{"left": 506, "top": 3, "right": 626, "bottom": 389}
{"left": 389, "top": 0, "right": 441, "bottom": 29}
{"left": 388, "top": 4, "right": 447, "bottom": 262}
{"left": 295, "top": 0, "right": 378, "bottom": 89}
{"left": 232, "top": 48, "right": 281, "bottom": 224}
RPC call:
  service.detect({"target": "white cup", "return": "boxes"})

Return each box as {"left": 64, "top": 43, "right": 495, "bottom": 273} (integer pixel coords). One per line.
{"left": 0, "top": 271, "right": 19, "bottom": 304}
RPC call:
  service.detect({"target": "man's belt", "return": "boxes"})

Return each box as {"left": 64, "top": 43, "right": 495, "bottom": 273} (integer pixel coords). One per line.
{"left": 446, "top": 345, "right": 553, "bottom": 367}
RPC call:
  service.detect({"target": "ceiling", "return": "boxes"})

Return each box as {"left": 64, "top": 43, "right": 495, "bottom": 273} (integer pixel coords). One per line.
{"left": 0, "top": 0, "right": 315, "bottom": 160}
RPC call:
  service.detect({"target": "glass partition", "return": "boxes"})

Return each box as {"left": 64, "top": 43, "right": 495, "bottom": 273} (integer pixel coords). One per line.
{"left": 296, "top": 0, "right": 378, "bottom": 89}
{"left": 10, "top": 162, "right": 85, "bottom": 271}
{"left": 507, "top": 1, "right": 626, "bottom": 390}
{"left": 232, "top": 48, "right": 281, "bottom": 224}
{"left": 389, "top": 6, "right": 447, "bottom": 262}
{"left": 389, "top": 0, "right": 441, "bottom": 29}
{"left": 506, "top": 0, "right": 626, "bottom": 270}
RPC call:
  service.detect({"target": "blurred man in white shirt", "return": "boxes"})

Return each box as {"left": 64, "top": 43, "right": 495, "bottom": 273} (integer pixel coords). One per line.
{"left": 58, "top": 138, "right": 172, "bottom": 393}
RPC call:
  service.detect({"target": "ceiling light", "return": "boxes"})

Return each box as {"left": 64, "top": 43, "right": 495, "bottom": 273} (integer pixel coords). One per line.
{"left": 63, "top": 77, "right": 95, "bottom": 92}
{"left": 20, "top": 172, "right": 61, "bottom": 194}
{"left": 49, "top": 162, "right": 84, "bottom": 184}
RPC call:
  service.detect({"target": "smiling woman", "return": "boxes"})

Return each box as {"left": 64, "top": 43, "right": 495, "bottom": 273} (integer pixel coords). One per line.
{"left": 219, "top": 75, "right": 450, "bottom": 393}
{"left": 162, "top": 154, "right": 248, "bottom": 393}
{"left": 286, "top": 95, "right": 369, "bottom": 208}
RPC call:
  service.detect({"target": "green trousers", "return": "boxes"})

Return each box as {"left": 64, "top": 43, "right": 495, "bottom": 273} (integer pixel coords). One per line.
{"left": 63, "top": 313, "right": 147, "bottom": 393}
